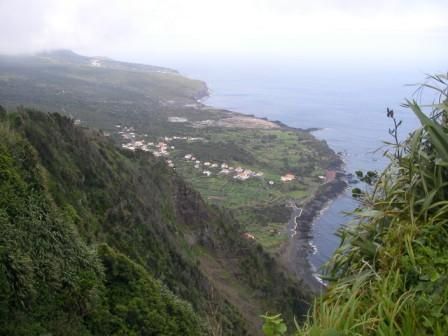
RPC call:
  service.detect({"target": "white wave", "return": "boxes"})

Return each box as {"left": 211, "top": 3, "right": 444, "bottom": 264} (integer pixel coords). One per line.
{"left": 313, "top": 273, "right": 327, "bottom": 287}
{"left": 309, "top": 242, "right": 318, "bottom": 255}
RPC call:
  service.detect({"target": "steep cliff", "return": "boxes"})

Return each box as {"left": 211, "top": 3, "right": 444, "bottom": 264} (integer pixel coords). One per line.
{"left": 0, "top": 107, "right": 309, "bottom": 335}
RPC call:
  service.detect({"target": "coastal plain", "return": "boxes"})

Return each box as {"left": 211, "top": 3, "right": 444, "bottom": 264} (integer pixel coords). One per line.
{"left": 0, "top": 50, "right": 342, "bottom": 252}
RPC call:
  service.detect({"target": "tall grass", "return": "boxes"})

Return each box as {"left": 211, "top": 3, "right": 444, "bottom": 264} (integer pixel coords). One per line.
{"left": 298, "top": 75, "right": 448, "bottom": 335}
{"left": 290, "top": 74, "right": 448, "bottom": 336}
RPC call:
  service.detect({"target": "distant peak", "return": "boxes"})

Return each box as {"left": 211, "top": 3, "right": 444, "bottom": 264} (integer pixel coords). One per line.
{"left": 36, "top": 49, "right": 89, "bottom": 65}
{"left": 37, "top": 49, "right": 80, "bottom": 57}
{"left": 32, "top": 49, "right": 176, "bottom": 73}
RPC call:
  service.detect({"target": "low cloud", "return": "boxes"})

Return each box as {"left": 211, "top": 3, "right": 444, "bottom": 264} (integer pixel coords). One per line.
{"left": 1, "top": 0, "right": 447, "bottom": 64}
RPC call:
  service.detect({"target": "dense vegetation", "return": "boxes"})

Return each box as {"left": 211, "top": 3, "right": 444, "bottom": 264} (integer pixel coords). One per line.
{"left": 0, "top": 108, "right": 202, "bottom": 335}
{"left": 0, "top": 107, "right": 310, "bottom": 335}
{"left": 263, "top": 75, "right": 448, "bottom": 335}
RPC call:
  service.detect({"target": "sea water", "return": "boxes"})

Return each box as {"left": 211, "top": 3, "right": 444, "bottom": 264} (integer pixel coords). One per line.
{"left": 163, "top": 57, "right": 444, "bottom": 270}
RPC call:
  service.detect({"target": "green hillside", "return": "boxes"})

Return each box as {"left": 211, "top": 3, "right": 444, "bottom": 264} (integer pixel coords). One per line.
{"left": 0, "top": 107, "right": 309, "bottom": 335}
{"left": 0, "top": 50, "right": 208, "bottom": 133}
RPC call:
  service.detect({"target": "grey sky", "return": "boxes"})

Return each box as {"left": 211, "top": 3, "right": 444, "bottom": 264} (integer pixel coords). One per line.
{"left": 0, "top": 0, "right": 446, "bottom": 63}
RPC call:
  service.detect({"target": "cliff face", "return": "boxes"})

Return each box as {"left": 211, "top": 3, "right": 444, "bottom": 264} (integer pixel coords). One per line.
{"left": 0, "top": 108, "right": 309, "bottom": 335}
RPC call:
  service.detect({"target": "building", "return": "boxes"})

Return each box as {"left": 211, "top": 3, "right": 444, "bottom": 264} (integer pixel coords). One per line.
{"left": 234, "top": 170, "right": 252, "bottom": 181}
{"left": 243, "top": 232, "right": 255, "bottom": 240}
{"left": 121, "top": 143, "right": 135, "bottom": 151}
{"left": 281, "top": 173, "right": 296, "bottom": 182}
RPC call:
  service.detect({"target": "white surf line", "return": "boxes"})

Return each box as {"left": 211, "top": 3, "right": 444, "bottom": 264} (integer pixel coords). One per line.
{"left": 312, "top": 273, "right": 327, "bottom": 287}
{"left": 309, "top": 241, "right": 318, "bottom": 255}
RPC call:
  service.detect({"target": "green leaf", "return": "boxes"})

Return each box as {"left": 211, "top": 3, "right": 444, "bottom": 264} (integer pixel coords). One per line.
{"left": 408, "top": 99, "right": 448, "bottom": 162}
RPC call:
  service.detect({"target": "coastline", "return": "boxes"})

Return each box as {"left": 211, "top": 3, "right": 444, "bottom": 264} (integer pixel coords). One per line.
{"left": 195, "top": 84, "right": 347, "bottom": 293}
{"left": 279, "top": 177, "right": 347, "bottom": 293}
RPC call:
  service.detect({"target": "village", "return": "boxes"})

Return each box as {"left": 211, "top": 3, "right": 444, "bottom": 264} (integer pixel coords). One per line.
{"left": 115, "top": 124, "right": 299, "bottom": 185}
{"left": 113, "top": 123, "right": 340, "bottom": 245}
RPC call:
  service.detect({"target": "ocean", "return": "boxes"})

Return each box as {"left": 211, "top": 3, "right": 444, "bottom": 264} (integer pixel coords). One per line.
{"left": 162, "top": 57, "right": 444, "bottom": 271}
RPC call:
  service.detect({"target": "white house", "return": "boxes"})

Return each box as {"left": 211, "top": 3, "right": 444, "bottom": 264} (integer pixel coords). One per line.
{"left": 281, "top": 174, "right": 296, "bottom": 182}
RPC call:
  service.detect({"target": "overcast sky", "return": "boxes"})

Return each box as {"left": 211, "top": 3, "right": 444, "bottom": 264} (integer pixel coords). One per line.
{"left": 0, "top": 0, "right": 446, "bottom": 65}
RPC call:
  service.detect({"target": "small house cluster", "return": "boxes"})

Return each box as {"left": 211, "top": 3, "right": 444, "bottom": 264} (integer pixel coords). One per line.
{"left": 233, "top": 169, "right": 264, "bottom": 181}
{"left": 115, "top": 125, "right": 298, "bottom": 185}
{"left": 183, "top": 154, "right": 264, "bottom": 181}
{"left": 117, "top": 126, "right": 176, "bottom": 164}
{"left": 116, "top": 125, "right": 204, "bottom": 161}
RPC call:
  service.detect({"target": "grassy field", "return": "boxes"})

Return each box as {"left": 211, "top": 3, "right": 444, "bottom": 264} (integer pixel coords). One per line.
{"left": 170, "top": 127, "right": 334, "bottom": 252}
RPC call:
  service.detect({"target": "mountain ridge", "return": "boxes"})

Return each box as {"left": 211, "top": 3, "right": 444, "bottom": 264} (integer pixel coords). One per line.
{"left": 37, "top": 49, "right": 179, "bottom": 74}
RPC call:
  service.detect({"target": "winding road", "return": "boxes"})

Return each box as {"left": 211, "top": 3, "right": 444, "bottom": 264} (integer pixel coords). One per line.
{"left": 290, "top": 205, "right": 303, "bottom": 238}
{"left": 281, "top": 201, "right": 325, "bottom": 294}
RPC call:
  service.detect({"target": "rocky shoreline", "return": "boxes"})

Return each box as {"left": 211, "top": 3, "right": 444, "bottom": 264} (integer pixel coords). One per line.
{"left": 279, "top": 172, "right": 348, "bottom": 294}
